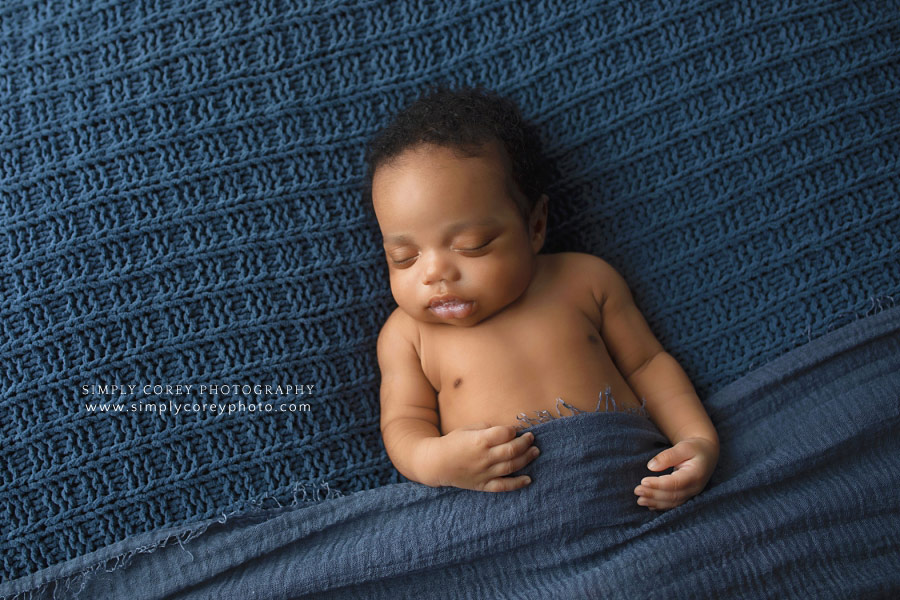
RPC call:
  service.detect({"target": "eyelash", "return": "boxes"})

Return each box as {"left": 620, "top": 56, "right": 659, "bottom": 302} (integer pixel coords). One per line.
{"left": 389, "top": 239, "right": 493, "bottom": 266}
{"left": 456, "top": 239, "right": 492, "bottom": 252}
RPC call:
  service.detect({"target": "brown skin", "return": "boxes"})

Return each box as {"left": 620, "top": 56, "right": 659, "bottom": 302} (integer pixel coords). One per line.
{"left": 373, "top": 141, "right": 719, "bottom": 508}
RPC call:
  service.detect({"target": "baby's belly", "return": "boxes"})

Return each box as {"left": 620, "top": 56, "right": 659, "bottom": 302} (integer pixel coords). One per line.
{"left": 435, "top": 358, "right": 643, "bottom": 435}
{"left": 426, "top": 299, "right": 647, "bottom": 435}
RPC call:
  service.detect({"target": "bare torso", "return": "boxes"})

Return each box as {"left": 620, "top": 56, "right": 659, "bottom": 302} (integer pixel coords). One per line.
{"left": 411, "top": 253, "right": 643, "bottom": 435}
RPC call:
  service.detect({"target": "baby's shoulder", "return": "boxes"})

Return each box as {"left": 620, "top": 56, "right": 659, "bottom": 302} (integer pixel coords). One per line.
{"left": 542, "top": 251, "right": 606, "bottom": 268}
{"left": 540, "top": 251, "right": 619, "bottom": 282}
{"left": 537, "top": 252, "right": 627, "bottom": 305}
{"left": 377, "top": 307, "right": 420, "bottom": 353}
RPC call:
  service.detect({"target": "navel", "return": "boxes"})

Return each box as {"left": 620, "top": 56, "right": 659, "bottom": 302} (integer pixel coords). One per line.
{"left": 587, "top": 334, "right": 600, "bottom": 344}
{"left": 453, "top": 377, "right": 463, "bottom": 388}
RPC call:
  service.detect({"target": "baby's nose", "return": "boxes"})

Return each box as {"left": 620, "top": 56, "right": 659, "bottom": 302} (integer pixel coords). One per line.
{"left": 421, "top": 250, "right": 459, "bottom": 284}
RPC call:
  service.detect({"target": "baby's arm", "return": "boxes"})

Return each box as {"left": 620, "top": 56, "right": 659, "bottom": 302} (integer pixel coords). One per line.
{"left": 589, "top": 257, "right": 719, "bottom": 509}
{"left": 377, "top": 310, "right": 539, "bottom": 492}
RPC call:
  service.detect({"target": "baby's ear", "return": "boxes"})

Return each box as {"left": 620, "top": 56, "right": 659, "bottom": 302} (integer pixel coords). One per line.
{"left": 529, "top": 194, "right": 549, "bottom": 252}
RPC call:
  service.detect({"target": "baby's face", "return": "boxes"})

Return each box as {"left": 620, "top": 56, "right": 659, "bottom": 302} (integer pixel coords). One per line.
{"left": 372, "top": 142, "right": 545, "bottom": 327}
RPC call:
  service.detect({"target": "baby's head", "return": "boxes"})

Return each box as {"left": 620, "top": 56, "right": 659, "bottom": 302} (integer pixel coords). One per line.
{"left": 364, "top": 84, "right": 553, "bottom": 327}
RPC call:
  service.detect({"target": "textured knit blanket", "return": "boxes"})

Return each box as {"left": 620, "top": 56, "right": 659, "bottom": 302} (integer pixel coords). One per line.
{"left": 1, "top": 305, "right": 898, "bottom": 599}
{"left": 2, "top": 0, "right": 899, "bottom": 589}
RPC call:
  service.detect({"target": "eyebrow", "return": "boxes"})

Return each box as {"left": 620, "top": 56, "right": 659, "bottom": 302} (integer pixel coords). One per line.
{"left": 383, "top": 218, "right": 500, "bottom": 245}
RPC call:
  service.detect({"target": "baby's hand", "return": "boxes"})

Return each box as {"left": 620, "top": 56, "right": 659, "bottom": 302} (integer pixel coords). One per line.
{"left": 425, "top": 423, "right": 540, "bottom": 492}
{"left": 634, "top": 437, "right": 719, "bottom": 511}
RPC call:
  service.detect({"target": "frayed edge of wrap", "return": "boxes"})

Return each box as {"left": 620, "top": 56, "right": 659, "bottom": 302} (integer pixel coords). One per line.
{"left": 515, "top": 386, "right": 649, "bottom": 429}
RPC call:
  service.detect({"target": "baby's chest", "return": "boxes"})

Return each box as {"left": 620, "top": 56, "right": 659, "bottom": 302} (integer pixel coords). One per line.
{"left": 419, "top": 304, "right": 605, "bottom": 393}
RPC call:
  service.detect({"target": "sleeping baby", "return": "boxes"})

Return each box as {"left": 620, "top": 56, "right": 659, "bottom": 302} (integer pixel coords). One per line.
{"left": 364, "top": 84, "right": 719, "bottom": 511}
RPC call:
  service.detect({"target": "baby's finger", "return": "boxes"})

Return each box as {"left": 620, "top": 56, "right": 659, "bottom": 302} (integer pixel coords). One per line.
{"left": 488, "top": 430, "right": 535, "bottom": 458}
{"left": 488, "top": 442, "right": 540, "bottom": 477}
{"left": 483, "top": 425, "right": 521, "bottom": 446}
{"left": 640, "top": 467, "right": 694, "bottom": 491}
{"left": 458, "top": 421, "right": 494, "bottom": 431}
{"left": 636, "top": 484, "right": 679, "bottom": 503}
{"left": 482, "top": 474, "right": 532, "bottom": 493}
{"left": 638, "top": 489, "right": 690, "bottom": 510}
{"left": 647, "top": 442, "right": 695, "bottom": 471}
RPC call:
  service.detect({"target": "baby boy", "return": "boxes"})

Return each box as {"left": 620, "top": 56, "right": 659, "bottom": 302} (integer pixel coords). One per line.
{"left": 365, "top": 84, "right": 719, "bottom": 511}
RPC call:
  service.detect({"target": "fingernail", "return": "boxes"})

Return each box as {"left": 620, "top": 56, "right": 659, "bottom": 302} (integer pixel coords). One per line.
{"left": 531, "top": 447, "right": 540, "bottom": 456}
{"left": 648, "top": 459, "right": 658, "bottom": 469}
{"left": 524, "top": 477, "right": 532, "bottom": 484}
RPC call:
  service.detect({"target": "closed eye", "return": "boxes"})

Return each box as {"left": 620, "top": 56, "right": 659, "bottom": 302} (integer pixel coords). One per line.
{"left": 455, "top": 239, "right": 494, "bottom": 253}
{"left": 389, "top": 255, "right": 417, "bottom": 266}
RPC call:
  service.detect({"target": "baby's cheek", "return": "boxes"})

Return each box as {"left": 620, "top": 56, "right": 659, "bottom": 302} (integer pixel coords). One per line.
{"left": 389, "top": 278, "right": 414, "bottom": 310}
{"left": 492, "top": 259, "right": 532, "bottom": 297}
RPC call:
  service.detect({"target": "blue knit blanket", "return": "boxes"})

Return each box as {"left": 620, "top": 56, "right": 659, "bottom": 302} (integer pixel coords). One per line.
{"left": 2, "top": 0, "right": 899, "bottom": 585}
{"left": 1, "top": 306, "right": 898, "bottom": 598}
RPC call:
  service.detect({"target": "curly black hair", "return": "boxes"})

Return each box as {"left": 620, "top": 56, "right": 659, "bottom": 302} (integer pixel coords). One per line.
{"left": 363, "top": 83, "right": 554, "bottom": 220}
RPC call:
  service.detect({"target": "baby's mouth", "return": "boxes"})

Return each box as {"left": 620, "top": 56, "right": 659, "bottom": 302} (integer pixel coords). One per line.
{"left": 427, "top": 297, "right": 475, "bottom": 319}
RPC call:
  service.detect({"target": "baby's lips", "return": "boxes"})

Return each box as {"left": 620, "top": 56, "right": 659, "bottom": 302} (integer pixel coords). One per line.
{"left": 427, "top": 294, "right": 467, "bottom": 308}
{"left": 427, "top": 297, "right": 475, "bottom": 319}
